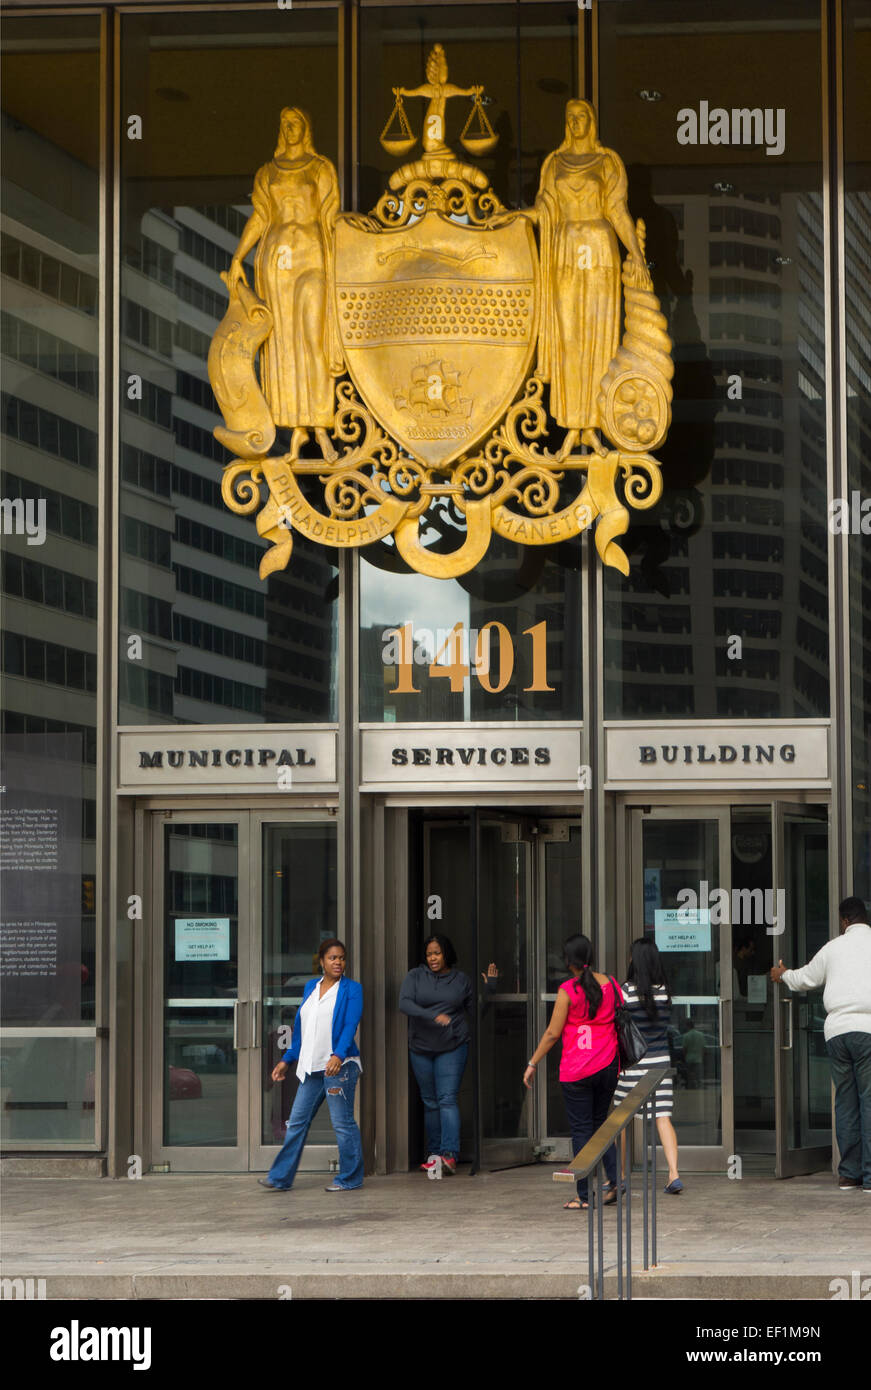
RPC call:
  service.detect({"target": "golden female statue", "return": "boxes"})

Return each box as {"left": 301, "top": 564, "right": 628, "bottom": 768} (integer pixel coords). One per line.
{"left": 227, "top": 107, "right": 342, "bottom": 460}
{"left": 535, "top": 99, "right": 650, "bottom": 458}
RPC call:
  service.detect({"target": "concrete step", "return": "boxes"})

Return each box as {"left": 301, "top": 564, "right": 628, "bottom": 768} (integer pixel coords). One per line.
{"left": 11, "top": 1264, "right": 849, "bottom": 1300}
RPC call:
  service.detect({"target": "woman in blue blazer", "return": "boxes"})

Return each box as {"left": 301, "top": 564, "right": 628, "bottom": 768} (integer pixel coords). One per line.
{"left": 259, "top": 938, "right": 364, "bottom": 1192}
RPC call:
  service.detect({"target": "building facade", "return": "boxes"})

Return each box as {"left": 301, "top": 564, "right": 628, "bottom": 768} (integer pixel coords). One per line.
{"left": 1, "top": 0, "right": 869, "bottom": 1179}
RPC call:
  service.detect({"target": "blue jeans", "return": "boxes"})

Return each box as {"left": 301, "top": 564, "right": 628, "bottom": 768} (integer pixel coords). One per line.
{"left": 409, "top": 1044, "right": 469, "bottom": 1160}
{"left": 826, "top": 1031, "right": 871, "bottom": 1188}
{"left": 267, "top": 1064, "right": 363, "bottom": 1190}
{"left": 561, "top": 1060, "right": 619, "bottom": 1202}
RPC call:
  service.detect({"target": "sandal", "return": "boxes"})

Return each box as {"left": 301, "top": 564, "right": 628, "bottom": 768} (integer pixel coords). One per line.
{"left": 563, "top": 1197, "right": 589, "bottom": 1210}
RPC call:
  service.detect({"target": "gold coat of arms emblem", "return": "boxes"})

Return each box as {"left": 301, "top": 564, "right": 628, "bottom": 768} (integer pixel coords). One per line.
{"left": 209, "top": 44, "right": 673, "bottom": 581}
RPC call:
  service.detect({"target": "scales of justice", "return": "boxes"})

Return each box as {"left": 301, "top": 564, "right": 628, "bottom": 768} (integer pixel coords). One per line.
{"left": 208, "top": 43, "right": 673, "bottom": 581}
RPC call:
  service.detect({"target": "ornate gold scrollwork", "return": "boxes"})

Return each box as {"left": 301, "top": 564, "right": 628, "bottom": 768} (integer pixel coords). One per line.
{"left": 209, "top": 51, "right": 673, "bottom": 582}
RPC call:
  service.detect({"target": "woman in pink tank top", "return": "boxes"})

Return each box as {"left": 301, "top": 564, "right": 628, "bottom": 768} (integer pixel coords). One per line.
{"left": 524, "top": 934, "right": 622, "bottom": 1209}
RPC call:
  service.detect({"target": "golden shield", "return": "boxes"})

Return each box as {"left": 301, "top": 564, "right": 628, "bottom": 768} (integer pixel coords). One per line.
{"left": 333, "top": 211, "right": 539, "bottom": 471}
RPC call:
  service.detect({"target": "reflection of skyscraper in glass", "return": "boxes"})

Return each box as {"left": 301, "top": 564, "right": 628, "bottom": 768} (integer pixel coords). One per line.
{"left": 604, "top": 188, "right": 830, "bottom": 720}
{"left": 118, "top": 205, "right": 337, "bottom": 726}
{"left": 466, "top": 548, "right": 583, "bottom": 722}
{"left": 844, "top": 186, "right": 871, "bottom": 898}
{"left": 1, "top": 88, "right": 101, "bottom": 1021}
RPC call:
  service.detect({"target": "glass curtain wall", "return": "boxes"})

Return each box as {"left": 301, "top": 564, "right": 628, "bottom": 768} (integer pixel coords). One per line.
{"left": 118, "top": 7, "right": 340, "bottom": 727}
{"left": 598, "top": 0, "right": 830, "bottom": 721}
{"left": 0, "top": 15, "right": 101, "bottom": 1143}
{"left": 357, "top": 3, "right": 584, "bottom": 724}
{"left": 844, "top": 0, "right": 871, "bottom": 902}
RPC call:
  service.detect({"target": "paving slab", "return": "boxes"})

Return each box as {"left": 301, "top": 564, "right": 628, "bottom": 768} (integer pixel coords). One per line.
{"left": 1, "top": 1168, "right": 868, "bottom": 1300}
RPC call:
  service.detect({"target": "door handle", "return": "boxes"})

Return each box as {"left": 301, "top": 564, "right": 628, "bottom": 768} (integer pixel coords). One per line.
{"left": 781, "top": 996, "right": 794, "bottom": 1052}
{"left": 718, "top": 998, "right": 732, "bottom": 1048}
{"left": 250, "top": 1000, "right": 261, "bottom": 1049}
{"left": 233, "top": 1000, "right": 241, "bottom": 1050}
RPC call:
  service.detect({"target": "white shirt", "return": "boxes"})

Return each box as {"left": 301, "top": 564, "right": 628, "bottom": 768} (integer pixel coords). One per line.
{"left": 295, "top": 981, "right": 362, "bottom": 1082}
{"left": 781, "top": 923, "right": 871, "bottom": 1041}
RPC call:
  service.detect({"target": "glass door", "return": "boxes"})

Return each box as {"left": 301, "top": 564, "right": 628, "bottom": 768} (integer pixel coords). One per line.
{"left": 152, "top": 816, "right": 249, "bottom": 1172}
{"left": 476, "top": 816, "right": 535, "bottom": 1166}
{"left": 773, "top": 803, "right": 832, "bottom": 1177}
{"left": 418, "top": 813, "right": 582, "bottom": 1167}
{"left": 421, "top": 814, "right": 535, "bottom": 1168}
{"left": 632, "top": 809, "right": 734, "bottom": 1170}
{"left": 251, "top": 814, "right": 340, "bottom": 1171}
{"left": 535, "top": 820, "right": 583, "bottom": 1157}
{"left": 151, "top": 812, "right": 339, "bottom": 1173}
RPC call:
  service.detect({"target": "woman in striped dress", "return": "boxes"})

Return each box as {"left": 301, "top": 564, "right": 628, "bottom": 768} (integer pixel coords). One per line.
{"left": 613, "top": 938, "right": 683, "bottom": 1194}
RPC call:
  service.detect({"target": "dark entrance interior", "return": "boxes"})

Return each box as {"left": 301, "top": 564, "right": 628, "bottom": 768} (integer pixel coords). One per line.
{"left": 406, "top": 809, "right": 583, "bottom": 1170}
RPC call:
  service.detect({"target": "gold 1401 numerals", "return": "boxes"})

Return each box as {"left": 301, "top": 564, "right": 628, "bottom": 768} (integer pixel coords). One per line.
{"left": 386, "top": 621, "right": 554, "bottom": 695}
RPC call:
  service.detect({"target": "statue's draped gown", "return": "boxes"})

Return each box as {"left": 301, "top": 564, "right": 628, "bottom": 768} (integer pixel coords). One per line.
{"left": 536, "top": 147, "right": 626, "bottom": 431}
{"left": 252, "top": 154, "right": 341, "bottom": 430}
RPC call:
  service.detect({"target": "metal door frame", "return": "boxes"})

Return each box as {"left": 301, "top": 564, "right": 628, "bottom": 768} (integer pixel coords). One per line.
{"left": 772, "top": 801, "right": 832, "bottom": 1178}
{"left": 149, "top": 810, "right": 251, "bottom": 1172}
{"left": 475, "top": 812, "right": 537, "bottom": 1167}
{"left": 149, "top": 808, "right": 341, "bottom": 1173}
{"left": 534, "top": 817, "right": 583, "bottom": 1158}
{"left": 420, "top": 812, "right": 537, "bottom": 1167}
{"left": 629, "top": 806, "right": 734, "bottom": 1172}
{"left": 249, "top": 809, "right": 342, "bottom": 1172}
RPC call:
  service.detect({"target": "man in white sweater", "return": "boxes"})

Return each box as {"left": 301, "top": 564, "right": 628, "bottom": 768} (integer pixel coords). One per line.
{"left": 771, "top": 896, "right": 871, "bottom": 1192}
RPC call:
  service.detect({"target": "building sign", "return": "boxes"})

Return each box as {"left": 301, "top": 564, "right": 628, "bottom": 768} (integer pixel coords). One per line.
{"left": 118, "top": 730, "right": 337, "bottom": 793}
{"left": 174, "top": 918, "right": 230, "bottom": 963}
{"left": 605, "top": 723, "right": 829, "bottom": 788}
{"left": 361, "top": 727, "right": 582, "bottom": 789}
{"left": 209, "top": 44, "right": 674, "bottom": 583}
{"left": 654, "top": 909, "right": 712, "bottom": 953}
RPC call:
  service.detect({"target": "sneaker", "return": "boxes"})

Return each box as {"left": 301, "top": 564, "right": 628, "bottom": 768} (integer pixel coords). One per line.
{"left": 441, "top": 1156, "right": 457, "bottom": 1175}
{"left": 838, "top": 1177, "right": 861, "bottom": 1189}
{"left": 420, "top": 1159, "right": 438, "bottom": 1172}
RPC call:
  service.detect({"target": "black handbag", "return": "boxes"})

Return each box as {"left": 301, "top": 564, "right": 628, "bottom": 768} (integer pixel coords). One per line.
{"left": 609, "top": 977, "right": 648, "bottom": 1070}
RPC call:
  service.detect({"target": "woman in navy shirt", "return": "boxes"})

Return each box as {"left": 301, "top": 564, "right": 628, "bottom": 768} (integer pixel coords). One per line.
{"left": 400, "top": 935, "right": 473, "bottom": 1175}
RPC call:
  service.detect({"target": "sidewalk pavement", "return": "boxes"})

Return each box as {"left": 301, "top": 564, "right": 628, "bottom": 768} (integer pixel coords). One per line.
{"left": 1, "top": 1166, "right": 867, "bottom": 1300}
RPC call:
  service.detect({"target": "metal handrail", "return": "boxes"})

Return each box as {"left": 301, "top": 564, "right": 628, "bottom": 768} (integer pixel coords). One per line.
{"left": 553, "top": 1064, "right": 670, "bottom": 1301}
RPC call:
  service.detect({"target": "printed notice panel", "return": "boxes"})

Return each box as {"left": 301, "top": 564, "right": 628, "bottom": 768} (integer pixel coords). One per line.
{"left": 654, "top": 909, "right": 712, "bottom": 953}
{"left": 174, "top": 918, "right": 230, "bottom": 962}
{"left": 0, "top": 734, "right": 83, "bottom": 1022}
